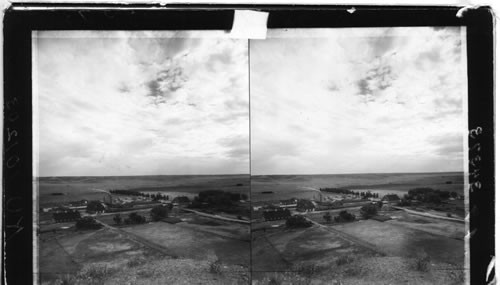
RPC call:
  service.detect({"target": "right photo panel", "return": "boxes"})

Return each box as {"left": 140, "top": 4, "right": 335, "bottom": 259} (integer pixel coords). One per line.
{"left": 250, "top": 27, "right": 468, "bottom": 284}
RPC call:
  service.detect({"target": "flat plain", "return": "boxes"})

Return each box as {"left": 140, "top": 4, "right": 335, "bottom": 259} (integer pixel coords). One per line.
{"left": 38, "top": 175, "right": 250, "bottom": 284}
{"left": 251, "top": 172, "right": 466, "bottom": 284}
{"left": 251, "top": 172, "right": 464, "bottom": 202}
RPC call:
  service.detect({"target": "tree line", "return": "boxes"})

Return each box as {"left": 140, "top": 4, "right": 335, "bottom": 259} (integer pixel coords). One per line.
{"left": 400, "top": 187, "right": 460, "bottom": 205}
{"left": 109, "top": 189, "right": 170, "bottom": 201}
{"left": 319, "top": 188, "right": 379, "bottom": 198}
{"left": 76, "top": 204, "right": 173, "bottom": 230}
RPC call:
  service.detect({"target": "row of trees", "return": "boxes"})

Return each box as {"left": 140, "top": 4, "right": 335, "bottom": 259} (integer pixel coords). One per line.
{"left": 112, "top": 204, "right": 172, "bottom": 225}
{"left": 190, "top": 190, "right": 247, "bottom": 209}
{"left": 75, "top": 205, "right": 172, "bottom": 231}
{"left": 319, "top": 188, "right": 380, "bottom": 198}
{"left": 320, "top": 188, "right": 355, "bottom": 194}
{"left": 109, "top": 189, "right": 170, "bottom": 201}
{"left": 359, "top": 192, "right": 379, "bottom": 199}
{"left": 109, "top": 189, "right": 143, "bottom": 196}
{"left": 322, "top": 204, "right": 379, "bottom": 224}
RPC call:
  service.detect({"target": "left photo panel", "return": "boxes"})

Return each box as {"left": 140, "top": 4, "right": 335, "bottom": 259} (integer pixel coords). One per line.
{"left": 33, "top": 31, "right": 250, "bottom": 284}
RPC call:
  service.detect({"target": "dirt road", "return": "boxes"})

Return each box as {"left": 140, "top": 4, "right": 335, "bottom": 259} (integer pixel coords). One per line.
{"left": 391, "top": 206, "right": 464, "bottom": 223}
{"left": 182, "top": 208, "right": 250, "bottom": 224}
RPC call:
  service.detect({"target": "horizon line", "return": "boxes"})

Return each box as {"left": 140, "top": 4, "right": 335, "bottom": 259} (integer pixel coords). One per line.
{"left": 250, "top": 170, "right": 464, "bottom": 176}
{"left": 34, "top": 170, "right": 464, "bottom": 178}
{"left": 34, "top": 173, "right": 249, "bottom": 178}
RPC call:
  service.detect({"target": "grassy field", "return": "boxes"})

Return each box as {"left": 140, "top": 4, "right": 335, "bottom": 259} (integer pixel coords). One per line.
{"left": 252, "top": 226, "right": 377, "bottom": 273}
{"left": 387, "top": 211, "right": 465, "bottom": 239}
{"left": 333, "top": 220, "right": 463, "bottom": 266}
{"left": 39, "top": 227, "right": 159, "bottom": 284}
{"left": 252, "top": 221, "right": 464, "bottom": 284}
{"left": 251, "top": 172, "right": 464, "bottom": 202}
{"left": 37, "top": 174, "right": 250, "bottom": 207}
{"left": 122, "top": 222, "right": 250, "bottom": 267}
{"left": 39, "top": 220, "right": 250, "bottom": 284}
{"left": 182, "top": 214, "right": 250, "bottom": 240}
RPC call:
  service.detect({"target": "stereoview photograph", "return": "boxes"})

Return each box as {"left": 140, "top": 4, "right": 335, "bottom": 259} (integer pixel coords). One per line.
{"left": 250, "top": 27, "right": 468, "bottom": 285}
{"left": 33, "top": 26, "right": 468, "bottom": 285}
{"left": 33, "top": 31, "right": 250, "bottom": 284}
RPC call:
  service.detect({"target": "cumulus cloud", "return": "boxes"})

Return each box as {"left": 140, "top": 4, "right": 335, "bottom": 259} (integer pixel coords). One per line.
{"left": 33, "top": 31, "right": 249, "bottom": 176}
{"left": 251, "top": 27, "right": 467, "bottom": 175}
{"left": 145, "top": 64, "right": 187, "bottom": 105}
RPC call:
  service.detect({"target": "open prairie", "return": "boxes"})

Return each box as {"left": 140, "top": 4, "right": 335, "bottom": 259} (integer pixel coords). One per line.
{"left": 251, "top": 172, "right": 464, "bottom": 202}
{"left": 39, "top": 220, "right": 250, "bottom": 284}
{"left": 122, "top": 221, "right": 250, "bottom": 267}
{"left": 37, "top": 175, "right": 249, "bottom": 207}
{"left": 252, "top": 220, "right": 464, "bottom": 285}
{"left": 252, "top": 223, "right": 463, "bottom": 284}
{"left": 251, "top": 172, "right": 465, "bottom": 284}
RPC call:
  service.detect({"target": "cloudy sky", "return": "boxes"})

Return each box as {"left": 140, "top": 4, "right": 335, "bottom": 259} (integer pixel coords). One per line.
{"left": 33, "top": 31, "right": 249, "bottom": 176}
{"left": 251, "top": 27, "right": 467, "bottom": 175}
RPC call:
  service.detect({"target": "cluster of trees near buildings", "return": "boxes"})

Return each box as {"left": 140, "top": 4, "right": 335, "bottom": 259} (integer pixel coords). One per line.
{"left": 263, "top": 207, "right": 291, "bottom": 221}
{"left": 358, "top": 192, "right": 379, "bottom": 199}
{"left": 323, "top": 210, "right": 356, "bottom": 223}
{"left": 400, "top": 187, "right": 461, "bottom": 205}
{"left": 322, "top": 204, "right": 379, "bottom": 224}
{"left": 109, "top": 189, "right": 169, "bottom": 201}
{"left": 75, "top": 217, "right": 102, "bottom": 230}
{"left": 75, "top": 204, "right": 171, "bottom": 230}
{"left": 86, "top": 200, "right": 105, "bottom": 213}
{"left": 189, "top": 190, "right": 250, "bottom": 217}
{"left": 320, "top": 188, "right": 356, "bottom": 194}
{"left": 112, "top": 205, "right": 172, "bottom": 225}
{"left": 296, "top": 199, "right": 315, "bottom": 212}
{"left": 53, "top": 210, "right": 81, "bottom": 223}
{"left": 286, "top": 215, "right": 313, "bottom": 228}
{"left": 319, "top": 188, "right": 379, "bottom": 198}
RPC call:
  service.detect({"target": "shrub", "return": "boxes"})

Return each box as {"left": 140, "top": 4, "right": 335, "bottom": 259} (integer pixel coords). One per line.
{"left": 344, "top": 267, "right": 363, "bottom": 277}
{"left": 128, "top": 212, "right": 146, "bottom": 224}
{"left": 293, "top": 263, "right": 320, "bottom": 278}
{"left": 150, "top": 205, "right": 169, "bottom": 221}
{"left": 268, "top": 276, "right": 281, "bottom": 285}
{"left": 338, "top": 211, "right": 355, "bottom": 222}
{"left": 336, "top": 255, "right": 355, "bottom": 266}
{"left": 286, "top": 215, "right": 313, "bottom": 228}
{"left": 360, "top": 204, "right": 378, "bottom": 219}
{"left": 447, "top": 269, "right": 464, "bottom": 283}
{"left": 113, "top": 214, "right": 122, "bottom": 225}
{"left": 209, "top": 259, "right": 223, "bottom": 275}
{"left": 55, "top": 274, "right": 76, "bottom": 285}
{"left": 137, "top": 268, "right": 156, "bottom": 278}
{"left": 86, "top": 200, "right": 105, "bottom": 213}
{"left": 77, "top": 264, "right": 112, "bottom": 283}
{"left": 256, "top": 272, "right": 311, "bottom": 285}
{"left": 126, "top": 258, "right": 145, "bottom": 268}
{"left": 415, "top": 252, "right": 431, "bottom": 272}
{"left": 323, "top": 212, "right": 332, "bottom": 223}
{"left": 75, "top": 217, "right": 102, "bottom": 230}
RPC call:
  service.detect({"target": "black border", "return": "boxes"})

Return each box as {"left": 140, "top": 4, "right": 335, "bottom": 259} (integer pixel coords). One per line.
{"left": 3, "top": 5, "right": 494, "bottom": 285}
